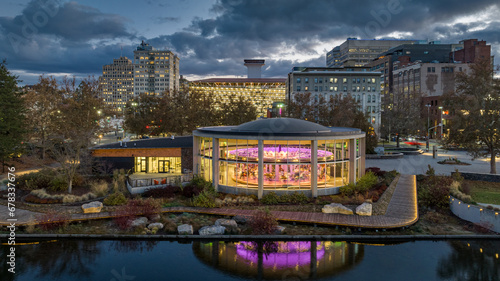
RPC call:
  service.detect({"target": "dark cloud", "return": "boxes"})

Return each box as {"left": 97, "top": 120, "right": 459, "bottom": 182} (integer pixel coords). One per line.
{"left": 1, "top": 0, "right": 499, "bottom": 84}
{"left": 155, "top": 16, "right": 180, "bottom": 24}
{"left": 0, "top": 0, "right": 133, "bottom": 45}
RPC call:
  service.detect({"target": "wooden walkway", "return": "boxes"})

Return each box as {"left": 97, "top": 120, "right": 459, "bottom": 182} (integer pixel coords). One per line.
{"left": 2, "top": 175, "right": 418, "bottom": 229}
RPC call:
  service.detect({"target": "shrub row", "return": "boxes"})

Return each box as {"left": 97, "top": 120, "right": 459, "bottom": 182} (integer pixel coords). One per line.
{"left": 261, "top": 192, "right": 309, "bottom": 205}
{"left": 28, "top": 189, "right": 97, "bottom": 204}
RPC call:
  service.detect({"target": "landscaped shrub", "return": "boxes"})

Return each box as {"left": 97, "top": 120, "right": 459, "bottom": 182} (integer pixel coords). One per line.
{"left": 356, "top": 171, "right": 378, "bottom": 194}
{"left": 24, "top": 194, "right": 61, "bottom": 204}
{"left": 16, "top": 169, "right": 55, "bottom": 190}
{"left": 290, "top": 192, "right": 309, "bottom": 204}
{"left": 28, "top": 189, "right": 96, "bottom": 204}
{"left": 182, "top": 185, "right": 203, "bottom": 198}
{"left": 451, "top": 169, "right": 464, "bottom": 182}
{"left": 103, "top": 192, "right": 128, "bottom": 206}
{"left": 113, "top": 198, "right": 162, "bottom": 229}
{"left": 339, "top": 183, "right": 355, "bottom": 197}
{"left": 277, "top": 193, "right": 292, "bottom": 204}
{"left": 248, "top": 209, "right": 278, "bottom": 235}
{"left": 49, "top": 175, "right": 68, "bottom": 192}
{"left": 143, "top": 185, "right": 181, "bottom": 198}
{"left": 190, "top": 175, "right": 212, "bottom": 190}
{"left": 90, "top": 180, "right": 109, "bottom": 197}
{"left": 35, "top": 210, "right": 71, "bottom": 231}
{"left": 112, "top": 169, "right": 127, "bottom": 193}
{"left": 418, "top": 176, "right": 453, "bottom": 211}
{"left": 261, "top": 192, "right": 279, "bottom": 205}
{"left": 192, "top": 190, "right": 217, "bottom": 208}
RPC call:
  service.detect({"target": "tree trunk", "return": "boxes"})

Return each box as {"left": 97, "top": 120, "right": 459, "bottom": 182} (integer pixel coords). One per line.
{"left": 68, "top": 178, "right": 73, "bottom": 194}
{"left": 490, "top": 153, "right": 497, "bottom": 174}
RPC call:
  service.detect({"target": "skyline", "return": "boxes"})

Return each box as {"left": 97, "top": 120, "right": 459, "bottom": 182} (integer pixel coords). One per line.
{"left": 0, "top": 0, "right": 499, "bottom": 85}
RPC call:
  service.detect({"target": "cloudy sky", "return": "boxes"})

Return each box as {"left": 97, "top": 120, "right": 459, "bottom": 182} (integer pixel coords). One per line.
{"left": 0, "top": 0, "right": 499, "bottom": 85}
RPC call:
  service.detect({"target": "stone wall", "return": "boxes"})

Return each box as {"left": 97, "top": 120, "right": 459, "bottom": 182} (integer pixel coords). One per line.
{"left": 451, "top": 172, "right": 500, "bottom": 183}
{"left": 449, "top": 196, "right": 500, "bottom": 233}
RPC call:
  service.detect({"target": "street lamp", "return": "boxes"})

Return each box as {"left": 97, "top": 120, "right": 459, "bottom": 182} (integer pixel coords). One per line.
{"left": 438, "top": 106, "right": 443, "bottom": 139}
{"left": 425, "top": 104, "right": 431, "bottom": 151}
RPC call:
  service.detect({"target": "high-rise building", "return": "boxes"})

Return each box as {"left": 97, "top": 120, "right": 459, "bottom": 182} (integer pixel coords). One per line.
{"left": 188, "top": 59, "right": 286, "bottom": 118}
{"left": 287, "top": 66, "right": 382, "bottom": 135}
{"left": 133, "top": 41, "right": 180, "bottom": 96}
{"left": 99, "top": 56, "right": 135, "bottom": 113}
{"left": 326, "top": 38, "right": 418, "bottom": 67}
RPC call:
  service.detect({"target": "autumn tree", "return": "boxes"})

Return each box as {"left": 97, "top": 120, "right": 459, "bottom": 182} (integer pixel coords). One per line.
{"left": 123, "top": 94, "right": 161, "bottom": 136}
{"left": 24, "top": 76, "right": 63, "bottom": 159}
{"left": 48, "top": 77, "right": 104, "bottom": 193}
{"left": 381, "top": 91, "right": 422, "bottom": 146}
{"left": 442, "top": 59, "right": 500, "bottom": 174}
{"left": 218, "top": 95, "right": 258, "bottom": 125}
{"left": 0, "top": 60, "right": 26, "bottom": 173}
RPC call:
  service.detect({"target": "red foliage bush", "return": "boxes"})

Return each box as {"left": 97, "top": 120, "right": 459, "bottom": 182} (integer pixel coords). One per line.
{"left": 35, "top": 210, "right": 70, "bottom": 230}
{"left": 181, "top": 185, "right": 203, "bottom": 198}
{"left": 113, "top": 198, "right": 162, "bottom": 229}
{"left": 248, "top": 209, "right": 279, "bottom": 235}
{"left": 24, "top": 194, "right": 62, "bottom": 204}
{"left": 142, "top": 185, "right": 181, "bottom": 198}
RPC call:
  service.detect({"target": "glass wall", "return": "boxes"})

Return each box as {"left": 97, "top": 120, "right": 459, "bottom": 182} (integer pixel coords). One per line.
{"left": 134, "top": 157, "right": 181, "bottom": 173}
{"left": 196, "top": 136, "right": 362, "bottom": 192}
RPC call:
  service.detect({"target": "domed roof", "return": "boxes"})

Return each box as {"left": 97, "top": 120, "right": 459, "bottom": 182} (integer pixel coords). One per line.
{"left": 194, "top": 118, "right": 363, "bottom": 137}
{"left": 230, "top": 118, "right": 331, "bottom": 134}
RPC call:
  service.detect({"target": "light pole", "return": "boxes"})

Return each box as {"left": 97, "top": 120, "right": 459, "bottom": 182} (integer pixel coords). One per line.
{"left": 425, "top": 104, "right": 431, "bottom": 151}
{"left": 438, "top": 106, "right": 443, "bottom": 139}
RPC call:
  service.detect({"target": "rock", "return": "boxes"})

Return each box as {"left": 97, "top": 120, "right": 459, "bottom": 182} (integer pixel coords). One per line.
{"left": 356, "top": 202, "right": 372, "bottom": 216}
{"left": 147, "top": 223, "right": 164, "bottom": 230}
{"left": 232, "top": 215, "right": 247, "bottom": 225}
{"left": 130, "top": 217, "right": 148, "bottom": 227}
{"left": 274, "top": 226, "right": 286, "bottom": 234}
{"left": 177, "top": 224, "right": 193, "bottom": 235}
{"left": 81, "top": 201, "right": 103, "bottom": 213}
{"left": 149, "top": 214, "right": 161, "bottom": 222}
{"left": 198, "top": 225, "right": 226, "bottom": 235}
{"left": 322, "top": 203, "right": 353, "bottom": 215}
{"left": 215, "top": 198, "right": 223, "bottom": 206}
{"left": 215, "top": 219, "right": 238, "bottom": 234}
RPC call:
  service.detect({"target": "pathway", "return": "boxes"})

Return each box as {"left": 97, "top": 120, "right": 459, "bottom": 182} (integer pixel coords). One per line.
{"left": 1, "top": 175, "right": 418, "bottom": 229}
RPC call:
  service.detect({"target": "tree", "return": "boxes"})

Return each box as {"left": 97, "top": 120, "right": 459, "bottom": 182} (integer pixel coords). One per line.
{"left": 219, "top": 95, "right": 258, "bottom": 125}
{"left": 442, "top": 59, "right": 500, "bottom": 174}
{"left": 24, "top": 76, "right": 63, "bottom": 159}
{"left": 48, "top": 77, "right": 104, "bottom": 193}
{"left": 123, "top": 94, "right": 160, "bottom": 136}
{"left": 381, "top": 91, "right": 422, "bottom": 146}
{"left": 0, "top": 60, "right": 26, "bottom": 173}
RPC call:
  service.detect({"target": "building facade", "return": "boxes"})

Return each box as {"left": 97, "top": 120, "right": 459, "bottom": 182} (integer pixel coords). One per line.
{"left": 326, "top": 38, "right": 418, "bottom": 67}
{"left": 286, "top": 66, "right": 382, "bottom": 136}
{"left": 188, "top": 78, "right": 286, "bottom": 118}
{"left": 98, "top": 57, "right": 135, "bottom": 113}
{"left": 133, "top": 41, "right": 180, "bottom": 96}
{"left": 193, "top": 118, "right": 365, "bottom": 198}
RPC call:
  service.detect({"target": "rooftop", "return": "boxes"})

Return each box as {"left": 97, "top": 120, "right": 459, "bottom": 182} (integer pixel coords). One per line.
{"left": 93, "top": 136, "right": 193, "bottom": 149}
{"left": 191, "top": 78, "right": 286, "bottom": 83}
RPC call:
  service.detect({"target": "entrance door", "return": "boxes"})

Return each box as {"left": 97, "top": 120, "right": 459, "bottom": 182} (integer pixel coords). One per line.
{"left": 158, "top": 160, "right": 170, "bottom": 173}
{"left": 140, "top": 157, "right": 147, "bottom": 172}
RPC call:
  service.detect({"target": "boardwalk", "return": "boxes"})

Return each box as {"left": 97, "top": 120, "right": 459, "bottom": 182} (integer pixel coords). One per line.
{"left": 1, "top": 175, "right": 418, "bottom": 229}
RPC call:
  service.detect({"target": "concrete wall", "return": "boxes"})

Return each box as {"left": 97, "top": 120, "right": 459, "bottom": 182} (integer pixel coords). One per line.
{"left": 449, "top": 196, "right": 500, "bottom": 233}
{"left": 451, "top": 172, "right": 500, "bottom": 183}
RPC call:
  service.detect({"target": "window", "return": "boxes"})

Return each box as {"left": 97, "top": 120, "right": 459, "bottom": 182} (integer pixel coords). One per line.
{"left": 334, "top": 86, "right": 338, "bottom": 91}
{"left": 319, "top": 86, "right": 323, "bottom": 91}
{"left": 314, "top": 86, "right": 318, "bottom": 92}
{"left": 329, "top": 86, "right": 333, "bottom": 91}
{"left": 343, "top": 78, "right": 347, "bottom": 83}
{"left": 343, "top": 86, "right": 347, "bottom": 91}
{"left": 319, "top": 78, "right": 323, "bottom": 83}
{"left": 356, "top": 86, "right": 360, "bottom": 92}
{"left": 352, "top": 78, "right": 356, "bottom": 83}
{"left": 371, "top": 78, "right": 376, "bottom": 83}
{"left": 304, "top": 86, "right": 309, "bottom": 91}
{"left": 368, "top": 95, "right": 371, "bottom": 102}
{"left": 367, "top": 106, "right": 371, "bottom": 112}
{"left": 357, "top": 78, "right": 361, "bottom": 83}
{"left": 296, "top": 86, "right": 301, "bottom": 91}
{"left": 296, "top": 78, "right": 301, "bottom": 83}
{"left": 368, "top": 86, "right": 371, "bottom": 91}
{"left": 352, "top": 86, "right": 356, "bottom": 92}
{"left": 363, "top": 78, "right": 366, "bottom": 83}
{"left": 314, "top": 78, "right": 318, "bottom": 83}
{"left": 330, "top": 78, "right": 338, "bottom": 83}
{"left": 424, "top": 51, "right": 429, "bottom": 54}
{"left": 305, "top": 78, "right": 309, "bottom": 83}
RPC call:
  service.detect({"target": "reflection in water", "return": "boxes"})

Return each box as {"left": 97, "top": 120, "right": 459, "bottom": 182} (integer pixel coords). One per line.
{"left": 438, "top": 240, "right": 500, "bottom": 281}
{"left": 193, "top": 241, "right": 364, "bottom": 280}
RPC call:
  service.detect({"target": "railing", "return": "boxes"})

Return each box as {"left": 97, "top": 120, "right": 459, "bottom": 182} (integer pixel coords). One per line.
{"left": 126, "top": 173, "right": 193, "bottom": 195}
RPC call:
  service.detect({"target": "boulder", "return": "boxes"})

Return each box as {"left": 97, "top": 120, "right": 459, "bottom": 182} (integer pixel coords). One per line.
{"left": 274, "top": 226, "right": 286, "bottom": 234}
{"left": 130, "top": 217, "right": 148, "bottom": 227}
{"left": 232, "top": 215, "right": 247, "bottom": 225}
{"left": 147, "top": 223, "right": 164, "bottom": 230}
{"left": 177, "top": 224, "right": 193, "bottom": 235}
{"left": 356, "top": 202, "right": 372, "bottom": 216}
{"left": 322, "top": 203, "right": 353, "bottom": 215}
{"left": 215, "top": 219, "right": 239, "bottom": 234}
{"left": 82, "top": 201, "right": 103, "bottom": 213}
{"left": 198, "top": 225, "right": 226, "bottom": 235}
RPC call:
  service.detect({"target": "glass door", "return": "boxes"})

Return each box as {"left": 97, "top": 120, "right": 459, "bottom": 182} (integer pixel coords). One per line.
{"left": 158, "top": 160, "right": 170, "bottom": 173}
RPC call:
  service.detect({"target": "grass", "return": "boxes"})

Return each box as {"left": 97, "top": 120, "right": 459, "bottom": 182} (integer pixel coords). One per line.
{"left": 466, "top": 180, "right": 500, "bottom": 205}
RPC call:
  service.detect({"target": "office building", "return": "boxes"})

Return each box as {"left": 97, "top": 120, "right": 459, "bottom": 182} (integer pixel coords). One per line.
{"left": 133, "top": 41, "right": 180, "bottom": 96}
{"left": 99, "top": 57, "right": 135, "bottom": 113}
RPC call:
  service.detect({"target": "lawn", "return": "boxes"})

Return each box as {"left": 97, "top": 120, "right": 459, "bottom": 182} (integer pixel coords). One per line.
{"left": 466, "top": 180, "right": 500, "bottom": 205}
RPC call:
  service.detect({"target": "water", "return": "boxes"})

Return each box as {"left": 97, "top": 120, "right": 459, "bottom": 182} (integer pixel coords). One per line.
{"left": 1, "top": 239, "right": 499, "bottom": 281}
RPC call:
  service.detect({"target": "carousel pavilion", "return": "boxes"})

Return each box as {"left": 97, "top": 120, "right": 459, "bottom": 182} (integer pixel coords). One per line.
{"left": 193, "top": 118, "right": 366, "bottom": 198}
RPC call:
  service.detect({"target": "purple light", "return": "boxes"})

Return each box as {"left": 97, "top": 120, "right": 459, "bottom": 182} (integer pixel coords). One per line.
{"left": 228, "top": 146, "right": 333, "bottom": 161}
{"left": 235, "top": 241, "right": 325, "bottom": 269}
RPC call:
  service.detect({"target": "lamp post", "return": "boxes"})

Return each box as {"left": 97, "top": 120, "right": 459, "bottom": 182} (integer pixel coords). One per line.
{"left": 438, "top": 106, "right": 443, "bottom": 139}
{"left": 425, "top": 104, "right": 431, "bottom": 151}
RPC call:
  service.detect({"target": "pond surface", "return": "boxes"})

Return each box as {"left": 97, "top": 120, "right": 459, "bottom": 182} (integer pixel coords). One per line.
{"left": 1, "top": 239, "right": 499, "bottom": 280}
